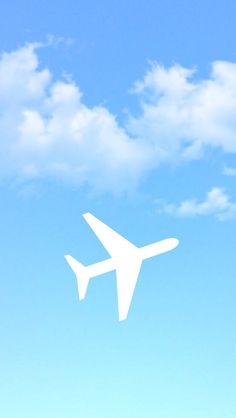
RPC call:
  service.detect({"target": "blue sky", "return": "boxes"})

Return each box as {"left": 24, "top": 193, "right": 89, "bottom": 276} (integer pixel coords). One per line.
{"left": 0, "top": 1, "right": 236, "bottom": 417}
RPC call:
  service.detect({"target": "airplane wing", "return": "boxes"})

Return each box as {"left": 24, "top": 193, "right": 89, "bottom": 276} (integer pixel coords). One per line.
{"left": 83, "top": 212, "right": 141, "bottom": 320}
{"left": 83, "top": 212, "right": 137, "bottom": 255}
{"left": 116, "top": 259, "right": 142, "bottom": 321}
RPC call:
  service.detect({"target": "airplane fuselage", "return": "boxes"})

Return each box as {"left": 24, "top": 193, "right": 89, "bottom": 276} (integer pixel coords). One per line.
{"left": 86, "top": 238, "right": 178, "bottom": 279}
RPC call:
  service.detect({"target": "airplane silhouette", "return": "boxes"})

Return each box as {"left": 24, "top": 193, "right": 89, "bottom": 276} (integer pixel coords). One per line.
{"left": 65, "top": 213, "right": 179, "bottom": 321}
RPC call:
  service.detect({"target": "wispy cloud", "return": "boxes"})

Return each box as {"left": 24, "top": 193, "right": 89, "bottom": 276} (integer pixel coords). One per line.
{"left": 223, "top": 166, "right": 236, "bottom": 176}
{"left": 157, "top": 188, "right": 236, "bottom": 221}
{"left": 1, "top": 44, "right": 236, "bottom": 192}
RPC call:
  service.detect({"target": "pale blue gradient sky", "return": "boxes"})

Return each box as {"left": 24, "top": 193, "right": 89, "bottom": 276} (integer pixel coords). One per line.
{"left": 0, "top": 1, "right": 236, "bottom": 417}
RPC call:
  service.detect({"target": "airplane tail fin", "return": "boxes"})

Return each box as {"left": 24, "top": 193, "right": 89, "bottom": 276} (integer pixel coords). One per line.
{"left": 65, "top": 255, "right": 90, "bottom": 300}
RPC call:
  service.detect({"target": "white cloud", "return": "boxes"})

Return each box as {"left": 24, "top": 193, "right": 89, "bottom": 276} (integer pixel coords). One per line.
{"left": 1, "top": 44, "right": 236, "bottom": 192}
{"left": 0, "top": 44, "right": 153, "bottom": 192}
{"left": 128, "top": 61, "right": 236, "bottom": 160}
{"left": 223, "top": 166, "right": 236, "bottom": 176}
{"left": 157, "top": 188, "right": 236, "bottom": 221}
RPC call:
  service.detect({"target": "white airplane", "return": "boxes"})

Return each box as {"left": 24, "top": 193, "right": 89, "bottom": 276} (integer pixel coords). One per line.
{"left": 65, "top": 213, "right": 179, "bottom": 321}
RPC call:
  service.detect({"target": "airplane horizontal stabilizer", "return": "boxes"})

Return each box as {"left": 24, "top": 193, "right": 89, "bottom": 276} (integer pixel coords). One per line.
{"left": 65, "top": 255, "right": 90, "bottom": 300}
